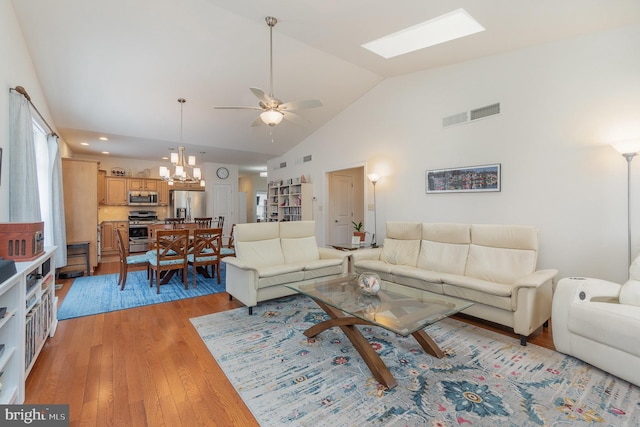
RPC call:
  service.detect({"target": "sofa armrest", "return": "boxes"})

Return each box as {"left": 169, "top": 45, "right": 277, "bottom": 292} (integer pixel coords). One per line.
{"left": 318, "top": 247, "right": 351, "bottom": 260}
{"left": 221, "top": 256, "right": 258, "bottom": 272}
{"left": 512, "top": 269, "right": 558, "bottom": 291}
{"left": 351, "top": 248, "right": 382, "bottom": 263}
{"left": 556, "top": 277, "right": 622, "bottom": 301}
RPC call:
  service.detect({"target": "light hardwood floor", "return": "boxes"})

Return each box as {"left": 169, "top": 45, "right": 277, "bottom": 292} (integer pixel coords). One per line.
{"left": 25, "top": 262, "right": 554, "bottom": 426}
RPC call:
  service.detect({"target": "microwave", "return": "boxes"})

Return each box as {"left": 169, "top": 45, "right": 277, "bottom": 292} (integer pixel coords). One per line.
{"left": 128, "top": 191, "right": 158, "bottom": 206}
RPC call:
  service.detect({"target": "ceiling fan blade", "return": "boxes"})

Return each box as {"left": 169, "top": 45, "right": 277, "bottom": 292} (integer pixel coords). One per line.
{"left": 279, "top": 99, "right": 323, "bottom": 111}
{"left": 250, "top": 87, "right": 271, "bottom": 104}
{"left": 250, "top": 116, "right": 264, "bottom": 127}
{"left": 214, "top": 106, "right": 263, "bottom": 110}
{"left": 282, "top": 111, "right": 310, "bottom": 127}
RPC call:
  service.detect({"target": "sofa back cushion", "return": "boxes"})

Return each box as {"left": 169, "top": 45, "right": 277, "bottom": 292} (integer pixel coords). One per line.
{"left": 386, "top": 221, "right": 422, "bottom": 239}
{"left": 282, "top": 236, "right": 320, "bottom": 264}
{"left": 236, "top": 239, "right": 285, "bottom": 267}
{"left": 465, "top": 224, "right": 538, "bottom": 284}
{"left": 280, "top": 220, "right": 315, "bottom": 238}
{"left": 417, "top": 223, "right": 470, "bottom": 274}
{"left": 235, "top": 222, "right": 280, "bottom": 242}
{"left": 381, "top": 238, "right": 421, "bottom": 266}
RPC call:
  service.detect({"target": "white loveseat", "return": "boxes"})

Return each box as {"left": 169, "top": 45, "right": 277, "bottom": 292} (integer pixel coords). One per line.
{"left": 351, "top": 221, "right": 558, "bottom": 344}
{"left": 222, "top": 221, "right": 349, "bottom": 314}
{"left": 552, "top": 258, "right": 640, "bottom": 387}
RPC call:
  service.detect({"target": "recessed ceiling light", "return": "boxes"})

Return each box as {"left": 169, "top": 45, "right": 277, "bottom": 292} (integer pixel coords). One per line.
{"left": 362, "top": 8, "right": 485, "bottom": 59}
{"left": 162, "top": 156, "right": 169, "bottom": 160}
{"left": 80, "top": 142, "right": 89, "bottom": 146}
{"left": 102, "top": 151, "right": 109, "bottom": 155}
{"left": 99, "top": 136, "right": 109, "bottom": 141}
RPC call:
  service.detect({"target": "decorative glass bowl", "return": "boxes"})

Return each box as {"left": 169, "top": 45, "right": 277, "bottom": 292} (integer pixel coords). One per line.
{"left": 358, "top": 272, "right": 381, "bottom": 295}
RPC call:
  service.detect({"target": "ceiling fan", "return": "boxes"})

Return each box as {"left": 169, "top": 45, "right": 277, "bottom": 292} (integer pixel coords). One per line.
{"left": 215, "top": 16, "right": 322, "bottom": 128}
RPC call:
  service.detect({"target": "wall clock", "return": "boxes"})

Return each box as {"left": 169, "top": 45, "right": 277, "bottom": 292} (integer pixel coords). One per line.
{"left": 216, "top": 167, "right": 229, "bottom": 179}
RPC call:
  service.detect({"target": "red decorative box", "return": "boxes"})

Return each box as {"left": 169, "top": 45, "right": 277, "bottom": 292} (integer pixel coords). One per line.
{"left": 0, "top": 222, "right": 44, "bottom": 261}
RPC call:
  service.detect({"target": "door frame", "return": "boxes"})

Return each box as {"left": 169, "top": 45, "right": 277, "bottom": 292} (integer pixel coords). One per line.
{"left": 325, "top": 163, "right": 367, "bottom": 245}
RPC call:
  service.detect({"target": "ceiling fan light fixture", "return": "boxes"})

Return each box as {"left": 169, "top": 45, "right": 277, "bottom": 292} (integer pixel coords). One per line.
{"left": 260, "top": 109, "right": 284, "bottom": 126}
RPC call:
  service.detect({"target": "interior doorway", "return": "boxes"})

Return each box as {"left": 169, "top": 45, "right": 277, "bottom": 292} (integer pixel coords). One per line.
{"left": 327, "top": 166, "right": 364, "bottom": 245}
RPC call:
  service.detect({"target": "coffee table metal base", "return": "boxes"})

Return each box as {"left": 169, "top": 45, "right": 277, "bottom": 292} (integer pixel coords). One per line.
{"left": 305, "top": 299, "right": 446, "bottom": 390}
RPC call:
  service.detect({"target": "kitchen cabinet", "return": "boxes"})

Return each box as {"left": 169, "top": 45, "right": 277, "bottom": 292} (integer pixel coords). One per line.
{"left": 100, "top": 221, "right": 128, "bottom": 259}
{"left": 128, "top": 178, "right": 158, "bottom": 191}
{"left": 105, "top": 177, "right": 128, "bottom": 205}
{"left": 98, "top": 169, "right": 106, "bottom": 204}
{"left": 158, "top": 180, "right": 169, "bottom": 206}
{"left": 62, "top": 158, "right": 99, "bottom": 273}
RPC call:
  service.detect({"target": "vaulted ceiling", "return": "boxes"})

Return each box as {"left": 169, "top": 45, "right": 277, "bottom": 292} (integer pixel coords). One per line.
{"left": 11, "top": 0, "right": 640, "bottom": 174}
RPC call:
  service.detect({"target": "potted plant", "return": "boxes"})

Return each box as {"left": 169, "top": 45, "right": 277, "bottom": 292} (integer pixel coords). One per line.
{"left": 352, "top": 221, "right": 366, "bottom": 242}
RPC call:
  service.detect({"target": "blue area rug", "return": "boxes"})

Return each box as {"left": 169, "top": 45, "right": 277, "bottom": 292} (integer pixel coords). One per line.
{"left": 58, "top": 265, "right": 225, "bottom": 320}
{"left": 191, "top": 295, "right": 640, "bottom": 426}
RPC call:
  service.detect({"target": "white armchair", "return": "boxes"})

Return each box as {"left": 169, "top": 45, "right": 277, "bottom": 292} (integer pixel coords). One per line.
{"left": 552, "top": 259, "right": 640, "bottom": 387}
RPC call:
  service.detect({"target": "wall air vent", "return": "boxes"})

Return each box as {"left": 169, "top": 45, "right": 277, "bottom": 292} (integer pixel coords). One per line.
{"left": 279, "top": 161, "right": 287, "bottom": 169}
{"left": 303, "top": 155, "right": 312, "bottom": 163}
{"left": 443, "top": 102, "right": 501, "bottom": 128}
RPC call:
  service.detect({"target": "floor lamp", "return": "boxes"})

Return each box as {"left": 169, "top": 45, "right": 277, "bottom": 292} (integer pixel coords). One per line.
{"left": 612, "top": 140, "right": 640, "bottom": 270}
{"left": 368, "top": 173, "right": 379, "bottom": 247}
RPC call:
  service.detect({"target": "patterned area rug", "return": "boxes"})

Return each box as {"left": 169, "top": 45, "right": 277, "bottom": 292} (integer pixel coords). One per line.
{"left": 58, "top": 265, "right": 225, "bottom": 320}
{"left": 191, "top": 295, "right": 640, "bottom": 426}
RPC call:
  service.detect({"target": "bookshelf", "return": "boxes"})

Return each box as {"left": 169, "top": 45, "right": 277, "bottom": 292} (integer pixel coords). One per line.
{"left": 0, "top": 247, "right": 57, "bottom": 404}
{"left": 267, "top": 180, "right": 313, "bottom": 222}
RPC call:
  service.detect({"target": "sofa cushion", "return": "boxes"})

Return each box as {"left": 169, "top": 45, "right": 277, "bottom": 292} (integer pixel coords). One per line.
{"left": 381, "top": 238, "right": 420, "bottom": 266}
{"left": 470, "top": 224, "right": 538, "bottom": 251}
{"left": 280, "top": 220, "right": 315, "bottom": 238}
{"left": 417, "top": 240, "right": 469, "bottom": 275}
{"left": 235, "top": 222, "right": 280, "bottom": 242}
{"left": 441, "top": 273, "right": 513, "bottom": 297}
{"left": 302, "top": 261, "right": 344, "bottom": 279}
{"left": 386, "top": 221, "right": 422, "bottom": 239}
{"left": 422, "top": 223, "right": 471, "bottom": 244}
{"left": 442, "top": 283, "right": 513, "bottom": 311}
{"left": 236, "top": 238, "right": 284, "bottom": 267}
{"left": 388, "top": 264, "right": 443, "bottom": 284}
{"left": 568, "top": 301, "right": 640, "bottom": 358}
{"left": 281, "top": 236, "right": 320, "bottom": 264}
{"left": 619, "top": 279, "right": 640, "bottom": 307}
{"left": 465, "top": 245, "right": 536, "bottom": 285}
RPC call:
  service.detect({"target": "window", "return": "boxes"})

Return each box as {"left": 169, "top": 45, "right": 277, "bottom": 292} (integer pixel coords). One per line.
{"left": 32, "top": 119, "right": 54, "bottom": 245}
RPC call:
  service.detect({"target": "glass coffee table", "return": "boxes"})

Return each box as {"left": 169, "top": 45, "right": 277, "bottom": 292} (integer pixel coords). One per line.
{"left": 286, "top": 275, "right": 473, "bottom": 389}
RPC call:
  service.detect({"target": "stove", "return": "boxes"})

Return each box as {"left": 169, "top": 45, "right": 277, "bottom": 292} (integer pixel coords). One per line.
{"left": 128, "top": 210, "right": 158, "bottom": 252}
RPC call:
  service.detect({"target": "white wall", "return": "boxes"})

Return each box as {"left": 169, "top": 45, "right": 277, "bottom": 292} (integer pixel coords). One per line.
{"left": 267, "top": 25, "right": 640, "bottom": 284}
{"left": 0, "top": 1, "right": 70, "bottom": 221}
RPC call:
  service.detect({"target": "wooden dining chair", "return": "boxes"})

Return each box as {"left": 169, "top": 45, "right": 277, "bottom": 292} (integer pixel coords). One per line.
{"left": 115, "top": 228, "right": 149, "bottom": 291}
{"left": 188, "top": 227, "right": 222, "bottom": 287}
{"left": 216, "top": 216, "right": 225, "bottom": 229}
{"left": 164, "top": 217, "right": 185, "bottom": 229}
{"left": 194, "top": 217, "right": 213, "bottom": 228}
{"left": 220, "top": 223, "right": 235, "bottom": 258}
{"left": 148, "top": 229, "right": 190, "bottom": 293}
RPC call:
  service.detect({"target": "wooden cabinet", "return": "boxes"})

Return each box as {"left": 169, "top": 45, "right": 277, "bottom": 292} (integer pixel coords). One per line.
{"left": 98, "top": 169, "right": 106, "bottom": 205}
{"left": 128, "top": 178, "right": 158, "bottom": 191}
{"left": 100, "top": 221, "right": 128, "bottom": 258}
{"left": 158, "top": 180, "right": 169, "bottom": 206}
{"left": 267, "top": 180, "right": 313, "bottom": 222}
{"left": 105, "top": 177, "right": 128, "bottom": 205}
{"left": 62, "top": 158, "right": 99, "bottom": 273}
{"left": 0, "top": 248, "right": 56, "bottom": 404}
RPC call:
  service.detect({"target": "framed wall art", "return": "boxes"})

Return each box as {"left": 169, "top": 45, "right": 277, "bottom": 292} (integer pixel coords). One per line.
{"left": 426, "top": 163, "right": 501, "bottom": 194}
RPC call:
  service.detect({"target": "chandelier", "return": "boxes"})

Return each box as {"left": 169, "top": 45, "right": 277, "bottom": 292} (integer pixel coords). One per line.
{"left": 159, "top": 98, "right": 205, "bottom": 187}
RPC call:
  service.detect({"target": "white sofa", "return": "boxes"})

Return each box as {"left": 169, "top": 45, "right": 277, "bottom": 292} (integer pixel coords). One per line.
{"left": 351, "top": 221, "right": 558, "bottom": 345}
{"left": 222, "top": 221, "right": 349, "bottom": 314}
{"left": 552, "top": 258, "right": 640, "bottom": 387}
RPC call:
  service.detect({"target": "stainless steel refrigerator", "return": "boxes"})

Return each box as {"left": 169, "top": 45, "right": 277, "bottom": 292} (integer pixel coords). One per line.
{"left": 170, "top": 190, "right": 206, "bottom": 222}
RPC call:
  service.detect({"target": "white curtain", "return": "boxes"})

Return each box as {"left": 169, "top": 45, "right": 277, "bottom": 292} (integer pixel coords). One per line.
{"left": 48, "top": 134, "right": 67, "bottom": 267}
{"left": 9, "top": 91, "right": 41, "bottom": 221}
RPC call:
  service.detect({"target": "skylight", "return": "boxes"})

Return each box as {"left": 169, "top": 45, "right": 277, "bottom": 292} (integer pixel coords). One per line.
{"left": 362, "top": 8, "right": 485, "bottom": 59}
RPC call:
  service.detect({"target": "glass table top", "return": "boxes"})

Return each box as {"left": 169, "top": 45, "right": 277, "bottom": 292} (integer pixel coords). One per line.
{"left": 286, "top": 275, "right": 474, "bottom": 336}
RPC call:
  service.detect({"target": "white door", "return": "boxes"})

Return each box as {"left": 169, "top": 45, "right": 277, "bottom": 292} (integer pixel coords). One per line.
{"left": 329, "top": 173, "right": 354, "bottom": 244}
{"left": 237, "top": 191, "right": 247, "bottom": 223}
{"left": 213, "top": 183, "right": 233, "bottom": 235}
